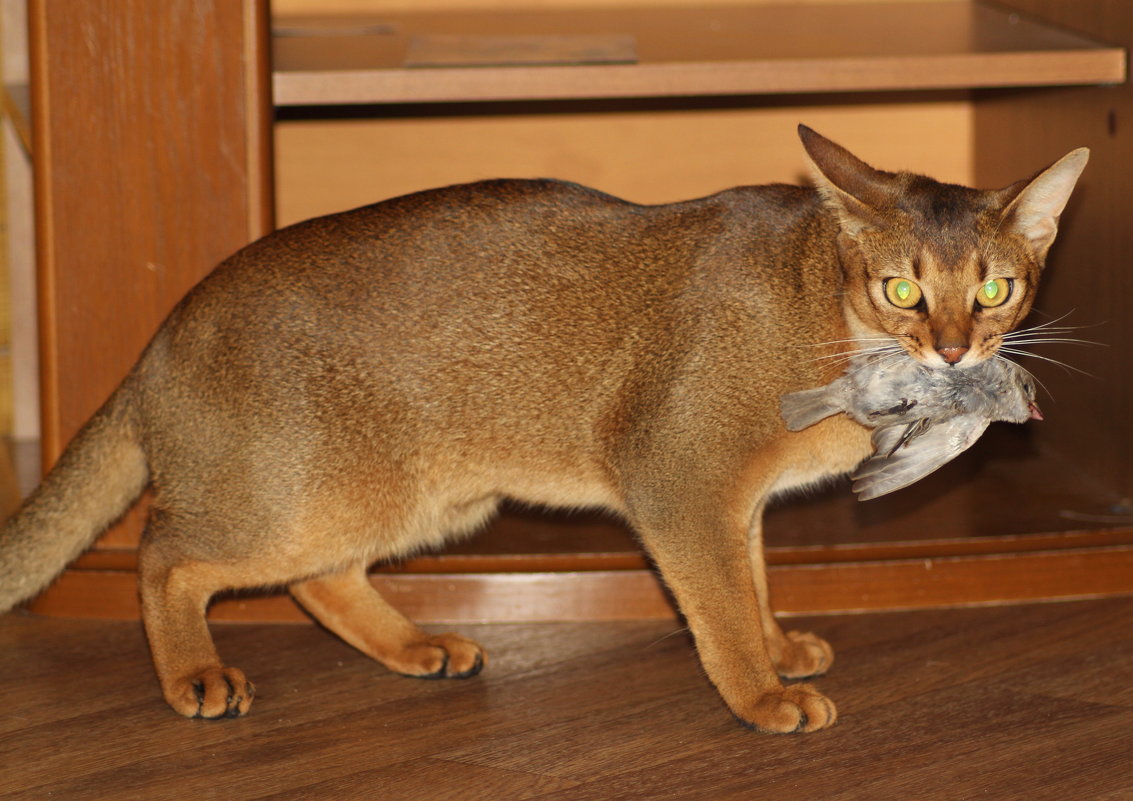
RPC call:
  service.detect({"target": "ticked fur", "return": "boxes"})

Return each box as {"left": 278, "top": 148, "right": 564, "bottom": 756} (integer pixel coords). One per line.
{"left": 0, "top": 126, "right": 1087, "bottom": 732}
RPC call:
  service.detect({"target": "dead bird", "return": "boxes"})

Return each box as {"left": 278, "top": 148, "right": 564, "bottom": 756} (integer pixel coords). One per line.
{"left": 780, "top": 355, "right": 1042, "bottom": 500}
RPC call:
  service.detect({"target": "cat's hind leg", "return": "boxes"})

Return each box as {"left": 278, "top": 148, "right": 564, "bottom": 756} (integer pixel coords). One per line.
{"left": 138, "top": 543, "right": 256, "bottom": 719}
{"left": 290, "top": 562, "right": 485, "bottom": 679}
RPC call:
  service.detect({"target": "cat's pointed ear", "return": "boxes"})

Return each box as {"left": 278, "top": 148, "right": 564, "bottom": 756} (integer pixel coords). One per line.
{"left": 999, "top": 147, "right": 1089, "bottom": 257}
{"left": 799, "top": 124, "right": 893, "bottom": 235}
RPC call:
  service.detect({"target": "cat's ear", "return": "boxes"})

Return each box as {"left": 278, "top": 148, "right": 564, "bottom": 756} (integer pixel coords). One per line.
{"left": 798, "top": 124, "right": 893, "bottom": 235}
{"left": 999, "top": 147, "right": 1089, "bottom": 257}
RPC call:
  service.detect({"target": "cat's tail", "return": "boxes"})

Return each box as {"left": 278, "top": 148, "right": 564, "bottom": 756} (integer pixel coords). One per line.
{"left": 779, "top": 387, "right": 842, "bottom": 431}
{"left": 0, "top": 382, "right": 149, "bottom": 612}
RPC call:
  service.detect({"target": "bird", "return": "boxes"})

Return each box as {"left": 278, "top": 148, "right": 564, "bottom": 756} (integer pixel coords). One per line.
{"left": 780, "top": 354, "right": 1042, "bottom": 500}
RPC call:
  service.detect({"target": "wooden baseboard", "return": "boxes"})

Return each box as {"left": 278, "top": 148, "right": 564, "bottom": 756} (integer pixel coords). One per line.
{"left": 26, "top": 543, "right": 1133, "bottom": 624}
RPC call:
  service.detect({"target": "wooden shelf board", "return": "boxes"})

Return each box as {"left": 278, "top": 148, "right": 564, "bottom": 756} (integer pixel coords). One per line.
{"left": 68, "top": 521, "right": 1133, "bottom": 575}
{"left": 28, "top": 544, "right": 1133, "bottom": 623}
{"left": 272, "top": 2, "right": 1126, "bottom": 106}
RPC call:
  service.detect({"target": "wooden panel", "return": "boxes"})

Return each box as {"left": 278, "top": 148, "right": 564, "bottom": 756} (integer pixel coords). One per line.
{"left": 271, "top": 2, "right": 1124, "bottom": 105}
{"left": 273, "top": 0, "right": 951, "bottom": 13}
{"left": 62, "top": 521, "right": 1133, "bottom": 574}
{"left": 972, "top": 0, "right": 1133, "bottom": 505}
{"left": 27, "top": 543, "right": 1133, "bottom": 623}
{"left": 2, "top": 124, "right": 34, "bottom": 446}
{"left": 29, "top": 0, "right": 274, "bottom": 546}
{"left": 276, "top": 100, "right": 973, "bottom": 225}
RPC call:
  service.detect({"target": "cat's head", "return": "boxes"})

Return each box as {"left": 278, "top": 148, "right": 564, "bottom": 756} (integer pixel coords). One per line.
{"left": 799, "top": 124, "right": 1088, "bottom": 368}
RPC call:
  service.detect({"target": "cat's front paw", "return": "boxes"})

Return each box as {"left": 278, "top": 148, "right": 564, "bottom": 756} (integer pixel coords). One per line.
{"left": 165, "top": 666, "right": 255, "bottom": 719}
{"left": 772, "top": 630, "right": 834, "bottom": 680}
{"left": 740, "top": 683, "right": 837, "bottom": 733}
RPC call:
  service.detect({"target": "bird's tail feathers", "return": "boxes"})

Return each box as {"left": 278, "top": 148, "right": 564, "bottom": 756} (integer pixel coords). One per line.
{"left": 780, "top": 388, "right": 842, "bottom": 432}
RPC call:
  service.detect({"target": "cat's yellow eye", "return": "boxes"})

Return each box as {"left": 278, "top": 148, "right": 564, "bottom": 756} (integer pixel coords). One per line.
{"left": 976, "top": 278, "right": 1012, "bottom": 308}
{"left": 884, "top": 278, "right": 923, "bottom": 309}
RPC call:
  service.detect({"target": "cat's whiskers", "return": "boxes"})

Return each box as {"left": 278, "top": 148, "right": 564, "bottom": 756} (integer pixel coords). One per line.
{"left": 1020, "top": 308, "right": 1088, "bottom": 327}
{"left": 1002, "top": 337, "right": 1100, "bottom": 348}
{"left": 1004, "top": 310, "right": 1103, "bottom": 344}
{"left": 646, "top": 626, "right": 692, "bottom": 649}
{"left": 988, "top": 311, "right": 1104, "bottom": 379}
{"left": 800, "top": 336, "right": 906, "bottom": 368}
{"left": 799, "top": 336, "right": 899, "bottom": 350}
{"left": 1001, "top": 329, "right": 1101, "bottom": 345}
{"left": 823, "top": 346, "right": 912, "bottom": 376}
{"left": 812, "top": 345, "right": 902, "bottom": 369}
{"left": 994, "top": 346, "right": 1096, "bottom": 377}
{"left": 845, "top": 347, "right": 912, "bottom": 377}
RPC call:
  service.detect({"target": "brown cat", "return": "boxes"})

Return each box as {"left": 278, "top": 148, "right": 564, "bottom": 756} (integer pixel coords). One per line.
{"left": 0, "top": 125, "right": 1087, "bottom": 732}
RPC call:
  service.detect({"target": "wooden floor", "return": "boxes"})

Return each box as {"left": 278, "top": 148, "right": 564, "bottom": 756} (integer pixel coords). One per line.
{"left": 3, "top": 597, "right": 1133, "bottom": 800}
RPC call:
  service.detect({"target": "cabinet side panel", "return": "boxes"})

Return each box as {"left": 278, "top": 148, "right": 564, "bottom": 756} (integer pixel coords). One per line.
{"left": 30, "top": 0, "right": 272, "bottom": 546}
{"left": 973, "top": 0, "right": 1132, "bottom": 507}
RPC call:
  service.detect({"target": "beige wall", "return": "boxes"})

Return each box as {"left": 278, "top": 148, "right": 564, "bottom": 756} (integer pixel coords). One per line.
{"left": 277, "top": 102, "right": 973, "bottom": 225}
{"left": 275, "top": 0, "right": 942, "bottom": 13}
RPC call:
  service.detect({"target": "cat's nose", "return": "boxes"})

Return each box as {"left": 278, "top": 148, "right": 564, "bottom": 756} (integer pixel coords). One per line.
{"left": 937, "top": 346, "right": 969, "bottom": 364}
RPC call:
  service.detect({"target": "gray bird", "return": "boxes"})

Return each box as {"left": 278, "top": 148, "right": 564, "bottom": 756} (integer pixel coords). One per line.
{"left": 780, "top": 354, "right": 1042, "bottom": 500}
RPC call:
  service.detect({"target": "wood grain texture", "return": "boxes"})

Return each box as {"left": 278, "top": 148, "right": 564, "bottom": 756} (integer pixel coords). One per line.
{"left": 4, "top": 598, "right": 1133, "bottom": 799}
{"left": 25, "top": 543, "right": 1133, "bottom": 623}
{"left": 271, "top": 2, "right": 1124, "bottom": 104}
{"left": 28, "top": 0, "right": 273, "bottom": 546}
{"left": 972, "top": 0, "right": 1133, "bottom": 506}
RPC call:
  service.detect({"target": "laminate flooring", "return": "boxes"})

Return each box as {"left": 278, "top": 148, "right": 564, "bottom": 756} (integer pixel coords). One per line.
{"left": 3, "top": 597, "right": 1133, "bottom": 800}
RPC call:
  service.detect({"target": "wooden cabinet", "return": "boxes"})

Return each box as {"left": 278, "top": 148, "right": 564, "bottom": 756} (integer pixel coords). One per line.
{"left": 23, "top": 0, "right": 274, "bottom": 550}
{"left": 20, "top": 0, "right": 1133, "bottom": 623}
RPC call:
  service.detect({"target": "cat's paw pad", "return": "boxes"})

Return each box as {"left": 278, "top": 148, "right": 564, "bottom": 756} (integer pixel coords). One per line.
{"left": 167, "top": 666, "right": 254, "bottom": 719}
{"left": 395, "top": 633, "right": 486, "bottom": 680}
{"left": 773, "top": 630, "right": 834, "bottom": 680}
{"left": 742, "top": 683, "right": 837, "bottom": 734}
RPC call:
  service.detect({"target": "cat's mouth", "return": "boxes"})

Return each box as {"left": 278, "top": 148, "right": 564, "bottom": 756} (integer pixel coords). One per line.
{"left": 886, "top": 332, "right": 972, "bottom": 368}
{"left": 906, "top": 343, "right": 990, "bottom": 369}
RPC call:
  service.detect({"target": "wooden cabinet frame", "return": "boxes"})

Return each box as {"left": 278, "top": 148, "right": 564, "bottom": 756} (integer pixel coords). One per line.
{"left": 23, "top": 0, "right": 1133, "bottom": 622}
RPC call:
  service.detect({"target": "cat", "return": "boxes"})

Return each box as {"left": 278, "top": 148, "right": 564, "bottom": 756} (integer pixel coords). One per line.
{"left": 0, "top": 125, "right": 1087, "bottom": 733}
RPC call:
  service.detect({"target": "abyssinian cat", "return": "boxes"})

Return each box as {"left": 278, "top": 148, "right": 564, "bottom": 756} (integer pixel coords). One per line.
{"left": 0, "top": 125, "right": 1087, "bottom": 733}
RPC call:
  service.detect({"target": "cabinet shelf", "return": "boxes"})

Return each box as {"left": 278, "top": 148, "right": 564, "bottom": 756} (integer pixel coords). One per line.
{"left": 272, "top": 1, "right": 1125, "bottom": 106}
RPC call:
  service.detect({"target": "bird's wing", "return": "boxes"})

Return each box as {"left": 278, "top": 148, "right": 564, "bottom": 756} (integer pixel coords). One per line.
{"left": 871, "top": 417, "right": 932, "bottom": 457}
{"left": 851, "top": 415, "right": 990, "bottom": 500}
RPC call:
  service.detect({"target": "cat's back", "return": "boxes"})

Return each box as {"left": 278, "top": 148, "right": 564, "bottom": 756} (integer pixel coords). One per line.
{"left": 157, "top": 176, "right": 835, "bottom": 386}
{"left": 223, "top": 177, "right": 825, "bottom": 287}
